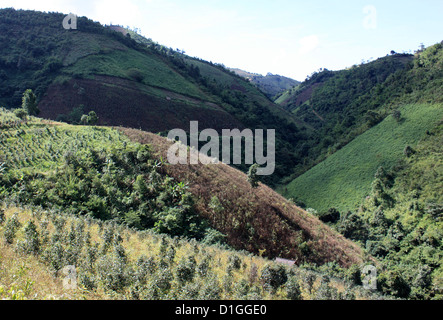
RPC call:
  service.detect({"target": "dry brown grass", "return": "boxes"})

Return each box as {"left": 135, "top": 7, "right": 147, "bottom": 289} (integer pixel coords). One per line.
{"left": 119, "top": 128, "right": 365, "bottom": 267}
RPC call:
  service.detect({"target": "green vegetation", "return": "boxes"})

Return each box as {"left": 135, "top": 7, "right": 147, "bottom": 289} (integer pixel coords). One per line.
{"left": 0, "top": 205, "right": 385, "bottom": 300}
{"left": 283, "top": 103, "right": 443, "bottom": 213}
{"left": 0, "top": 8, "right": 314, "bottom": 187}
{"left": 0, "top": 8, "right": 441, "bottom": 301}
{"left": 278, "top": 43, "right": 443, "bottom": 300}
{"left": 0, "top": 108, "right": 386, "bottom": 300}
{"left": 330, "top": 122, "right": 442, "bottom": 299}
{"left": 21, "top": 89, "right": 39, "bottom": 116}
{"left": 278, "top": 44, "right": 442, "bottom": 181}
{"left": 0, "top": 110, "right": 217, "bottom": 241}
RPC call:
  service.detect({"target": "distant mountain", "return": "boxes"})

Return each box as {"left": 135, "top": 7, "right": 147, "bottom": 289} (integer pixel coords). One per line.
{"left": 229, "top": 68, "right": 300, "bottom": 99}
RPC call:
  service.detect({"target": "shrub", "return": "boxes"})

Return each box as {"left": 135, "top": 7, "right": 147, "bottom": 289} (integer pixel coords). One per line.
{"left": 285, "top": 276, "right": 302, "bottom": 300}
{"left": 247, "top": 164, "right": 259, "bottom": 188}
{"left": 196, "top": 255, "right": 211, "bottom": 278}
{"left": 21, "top": 89, "right": 39, "bottom": 116}
{"left": 175, "top": 255, "right": 196, "bottom": 284}
{"left": 199, "top": 275, "right": 222, "bottom": 300}
{"left": 202, "top": 228, "right": 226, "bottom": 245}
{"left": 4, "top": 213, "right": 21, "bottom": 244}
{"left": 318, "top": 208, "right": 340, "bottom": 223}
{"left": 22, "top": 220, "right": 40, "bottom": 254}
{"left": 260, "top": 264, "right": 288, "bottom": 292}
{"left": 96, "top": 254, "right": 128, "bottom": 292}
{"left": 345, "top": 264, "right": 362, "bottom": 286}
{"left": 127, "top": 68, "right": 144, "bottom": 82}
{"left": 13, "top": 108, "right": 27, "bottom": 120}
{"left": 227, "top": 254, "right": 242, "bottom": 271}
{"left": 154, "top": 268, "right": 173, "bottom": 294}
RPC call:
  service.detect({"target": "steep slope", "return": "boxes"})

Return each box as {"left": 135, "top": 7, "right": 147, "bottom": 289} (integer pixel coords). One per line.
{"left": 281, "top": 42, "right": 443, "bottom": 212}
{"left": 277, "top": 43, "right": 443, "bottom": 300}
{"left": 0, "top": 205, "right": 385, "bottom": 300}
{"left": 0, "top": 108, "right": 365, "bottom": 268}
{"left": 282, "top": 102, "right": 443, "bottom": 213}
{"left": 275, "top": 53, "right": 416, "bottom": 179}
{"left": 0, "top": 8, "right": 312, "bottom": 186}
{"left": 120, "top": 126, "right": 365, "bottom": 267}
{"left": 320, "top": 122, "right": 443, "bottom": 300}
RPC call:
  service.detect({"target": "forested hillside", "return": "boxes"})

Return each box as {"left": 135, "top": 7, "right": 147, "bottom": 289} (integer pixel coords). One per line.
{"left": 0, "top": 108, "right": 385, "bottom": 300}
{"left": 1, "top": 7, "right": 441, "bottom": 301}
{"left": 0, "top": 8, "right": 311, "bottom": 186}
{"left": 279, "top": 43, "right": 443, "bottom": 300}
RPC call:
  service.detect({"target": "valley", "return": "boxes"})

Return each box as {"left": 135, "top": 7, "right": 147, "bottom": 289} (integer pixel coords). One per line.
{"left": 0, "top": 8, "right": 442, "bottom": 301}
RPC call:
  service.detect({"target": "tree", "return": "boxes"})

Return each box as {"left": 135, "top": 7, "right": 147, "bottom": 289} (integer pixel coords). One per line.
{"left": 403, "top": 145, "right": 414, "bottom": 157}
{"left": 22, "top": 89, "right": 39, "bottom": 116}
{"left": 87, "top": 111, "right": 98, "bottom": 125}
{"left": 13, "top": 108, "right": 28, "bottom": 120}
{"left": 80, "top": 111, "right": 99, "bottom": 125}
{"left": 80, "top": 114, "right": 89, "bottom": 125}
{"left": 247, "top": 164, "right": 260, "bottom": 188}
{"left": 392, "top": 109, "right": 402, "bottom": 123}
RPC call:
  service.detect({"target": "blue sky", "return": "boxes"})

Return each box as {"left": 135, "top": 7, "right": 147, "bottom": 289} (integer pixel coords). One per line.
{"left": 2, "top": 0, "right": 442, "bottom": 80}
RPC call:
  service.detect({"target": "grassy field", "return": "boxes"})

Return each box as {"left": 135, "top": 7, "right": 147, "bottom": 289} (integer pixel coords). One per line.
{"left": 281, "top": 103, "right": 443, "bottom": 213}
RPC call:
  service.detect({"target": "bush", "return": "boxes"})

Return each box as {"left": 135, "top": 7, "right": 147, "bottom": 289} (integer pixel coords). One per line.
{"left": 199, "top": 275, "right": 222, "bottom": 300}
{"left": 318, "top": 208, "right": 340, "bottom": 223}
{"left": 96, "top": 254, "right": 128, "bottom": 292}
{"left": 127, "top": 68, "right": 144, "bottom": 82}
{"left": 22, "top": 220, "right": 40, "bottom": 254}
{"left": 13, "top": 108, "right": 27, "bottom": 120}
{"left": 4, "top": 213, "right": 21, "bottom": 244}
{"left": 176, "top": 255, "right": 196, "bottom": 284}
{"left": 285, "top": 276, "right": 302, "bottom": 300}
{"left": 345, "top": 264, "right": 362, "bottom": 286}
{"left": 227, "top": 254, "right": 242, "bottom": 271}
{"left": 260, "top": 264, "right": 288, "bottom": 292}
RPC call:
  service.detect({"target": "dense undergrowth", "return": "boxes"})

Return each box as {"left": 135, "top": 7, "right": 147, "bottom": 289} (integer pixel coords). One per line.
{"left": 309, "top": 123, "right": 443, "bottom": 300}
{"left": 0, "top": 109, "right": 217, "bottom": 242}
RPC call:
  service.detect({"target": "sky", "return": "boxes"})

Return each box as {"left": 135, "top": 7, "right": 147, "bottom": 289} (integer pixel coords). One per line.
{"left": 1, "top": 0, "right": 442, "bottom": 81}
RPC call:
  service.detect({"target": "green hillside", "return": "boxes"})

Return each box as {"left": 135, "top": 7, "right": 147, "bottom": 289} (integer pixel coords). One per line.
{"left": 336, "top": 122, "right": 442, "bottom": 300}
{"left": 281, "top": 42, "right": 443, "bottom": 211}
{"left": 281, "top": 103, "right": 443, "bottom": 213}
{"left": 0, "top": 108, "right": 387, "bottom": 300}
{"left": 0, "top": 108, "right": 367, "bottom": 266}
{"left": 278, "top": 42, "right": 443, "bottom": 300}
{"left": 0, "top": 8, "right": 314, "bottom": 187}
